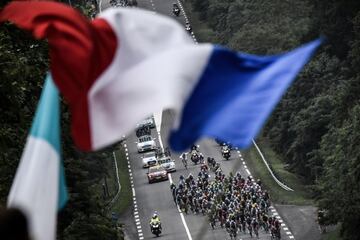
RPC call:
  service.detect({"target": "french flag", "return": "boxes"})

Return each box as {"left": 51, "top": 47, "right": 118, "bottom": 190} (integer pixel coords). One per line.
{"left": 0, "top": 2, "right": 322, "bottom": 151}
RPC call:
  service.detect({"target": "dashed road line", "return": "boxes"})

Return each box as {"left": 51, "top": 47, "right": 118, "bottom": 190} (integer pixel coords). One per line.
{"left": 123, "top": 141, "right": 143, "bottom": 240}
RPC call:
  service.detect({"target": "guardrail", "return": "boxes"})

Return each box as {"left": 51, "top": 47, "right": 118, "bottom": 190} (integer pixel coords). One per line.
{"left": 252, "top": 139, "right": 294, "bottom": 191}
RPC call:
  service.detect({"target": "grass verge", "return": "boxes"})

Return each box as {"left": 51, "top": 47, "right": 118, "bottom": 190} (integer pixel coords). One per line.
{"left": 321, "top": 226, "right": 342, "bottom": 240}
{"left": 111, "top": 147, "right": 132, "bottom": 215}
{"left": 243, "top": 137, "right": 313, "bottom": 205}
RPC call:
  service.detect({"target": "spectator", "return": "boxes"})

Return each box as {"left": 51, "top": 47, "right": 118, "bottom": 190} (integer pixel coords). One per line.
{"left": 0, "top": 208, "right": 30, "bottom": 240}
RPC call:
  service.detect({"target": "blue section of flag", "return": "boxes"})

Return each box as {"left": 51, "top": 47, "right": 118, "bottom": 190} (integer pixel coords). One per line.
{"left": 30, "top": 73, "right": 68, "bottom": 209}
{"left": 58, "top": 163, "right": 67, "bottom": 209}
{"left": 30, "top": 74, "right": 60, "bottom": 152}
{"left": 170, "top": 39, "right": 322, "bottom": 151}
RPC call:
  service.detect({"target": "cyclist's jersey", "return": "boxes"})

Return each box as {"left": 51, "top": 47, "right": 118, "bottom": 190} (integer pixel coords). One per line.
{"left": 252, "top": 220, "right": 258, "bottom": 227}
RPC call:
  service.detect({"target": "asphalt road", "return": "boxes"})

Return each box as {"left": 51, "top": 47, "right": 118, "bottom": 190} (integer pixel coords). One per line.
{"left": 122, "top": 108, "right": 294, "bottom": 240}
{"left": 98, "top": 0, "right": 320, "bottom": 239}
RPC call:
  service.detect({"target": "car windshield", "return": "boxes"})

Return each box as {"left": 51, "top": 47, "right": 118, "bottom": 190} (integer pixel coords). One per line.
{"left": 144, "top": 152, "right": 156, "bottom": 158}
{"left": 139, "top": 136, "right": 151, "bottom": 143}
{"left": 149, "top": 166, "right": 164, "bottom": 173}
{"left": 158, "top": 158, "right": 171, "bottom": 164}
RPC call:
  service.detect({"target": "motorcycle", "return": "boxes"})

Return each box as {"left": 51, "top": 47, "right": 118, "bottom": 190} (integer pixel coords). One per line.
{"left": 150, "top": 222, "right": 162, "bottom": 237}
{"left": 191, "top": 151, "right": 200, "bottom": 164}
{"left": 185, "top": 23, "right": 192, "bottom": 33}
{"left": 221, "top": 146, "right": 231, "bottom": 160}
{"left": 173, "top": 7, "right": 180, "bottom": 16}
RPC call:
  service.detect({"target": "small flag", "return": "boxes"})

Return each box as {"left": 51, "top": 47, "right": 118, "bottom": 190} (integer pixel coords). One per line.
{"left": 7, "top": 74, "right": 67, "bottom": 240}
{"left": 0, "top": 2, "right": 322, "bottom": 151}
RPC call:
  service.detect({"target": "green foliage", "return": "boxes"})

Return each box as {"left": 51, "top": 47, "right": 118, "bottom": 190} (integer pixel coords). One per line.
{"left": 0, "top": 2, "right": 121, "bottom": 239}
{"left": 188, "top": 0, "right": 360, "bottom": 239}
{"left": 0, "top": 23, "right": 48, "bottom": 205}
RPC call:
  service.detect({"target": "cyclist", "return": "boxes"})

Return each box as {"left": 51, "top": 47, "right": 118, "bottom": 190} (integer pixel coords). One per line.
{"left": 180, "top": 152, "right": 188, "bottom": 169}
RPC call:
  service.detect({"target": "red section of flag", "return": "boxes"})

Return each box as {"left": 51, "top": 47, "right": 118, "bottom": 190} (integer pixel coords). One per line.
{"left": 0, "top": 1, "right": 117, "bottom": 150}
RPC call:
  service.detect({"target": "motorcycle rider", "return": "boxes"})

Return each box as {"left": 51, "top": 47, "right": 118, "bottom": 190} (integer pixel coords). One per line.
{"left": 172, "top": 3, "right": 180, "bottom": 16}
{"left": 185, "top": 22, "right": 192, "bottom": 33}
{"left": 149, "top": 212, "right": 162, "bottom": 230}
{"left": 191, "top": 144, "right": 199, "bottom": 152}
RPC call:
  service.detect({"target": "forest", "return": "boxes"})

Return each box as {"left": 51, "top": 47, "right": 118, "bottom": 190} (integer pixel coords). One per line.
{"left": 188, "top": 0, "right": 360, "bottom": 239}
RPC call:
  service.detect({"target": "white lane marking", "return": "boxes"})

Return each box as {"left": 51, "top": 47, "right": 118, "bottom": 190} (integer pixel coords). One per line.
{"left": 168, "top": 174, "right": 193, "bottom": 240}
{"left": 139, "top": 237, "right": 144, "bottom": 240}
{"left": 137, "top": 225, "right": 141, "bottom": 229}
{"left": 283, "top": 227, "right": 288, "bottom": 231}
{"left": 289, "top": 236, "right": 294, "bottom": 239}
{"left": 281, "top": 223, "right": 286, "bottom": 226}
{"left": 99, "top": 0, "right": 102, "bottom": 13}
{"left": 136, "top": 219, "right": 140, "bottom": 222}
{"left": 139, "top": 233, "right": 143, "bottom": 236}
{"left": 154, "top": 110, "right": 164, "bottom": 150}
{"left": 286, "top": 231, "right": 291, "bottom": 235}
{"left": 132, "top": 187, "right": 136, "bottom": 197}
{"left": 246, "top": 169, "right": 251, "bottom": 175}
{"left": 136, "top": 222, "right": 141, "bottom": 225}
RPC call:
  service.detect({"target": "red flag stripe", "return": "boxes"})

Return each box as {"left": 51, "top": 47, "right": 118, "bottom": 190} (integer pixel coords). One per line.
{"left": 0, "top": 1, "right": 117, "bottom": 150}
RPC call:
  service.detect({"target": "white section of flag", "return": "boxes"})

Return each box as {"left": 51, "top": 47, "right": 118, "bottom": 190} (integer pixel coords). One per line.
{"left": 89, "top": 8, "right": 212, "bottom": 149}
{"left": 7, "top": 136, "right": 60, "bottom": 240}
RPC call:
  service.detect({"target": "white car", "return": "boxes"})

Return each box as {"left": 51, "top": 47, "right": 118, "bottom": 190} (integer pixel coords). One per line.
{"left": 142, "top": 151, "right": 157, "bottom": 168}
{"left": 157, "top": 157, "right": 176, "bottom": 172}
{"left": 137, "top": 135, "right": 156, "bottom": 153}
{"left": 138, "top": 116, "right": 155, "bottom": 128}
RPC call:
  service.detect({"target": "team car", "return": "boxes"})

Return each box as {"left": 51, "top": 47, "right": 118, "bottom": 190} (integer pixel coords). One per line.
{"left": 138, "top": 116, "right": 156, "bottom": 129}
{"left": 147, "top": 165, "right": 168, "bottom": 183}
{"left": 142, "top": 151, "right": 157, "bottom": 168}
{"left": 157, "top": 157, "right": 176, "bottom": 172}
{"left": 137, "top": 135, "right": 156, "bottom": 153}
